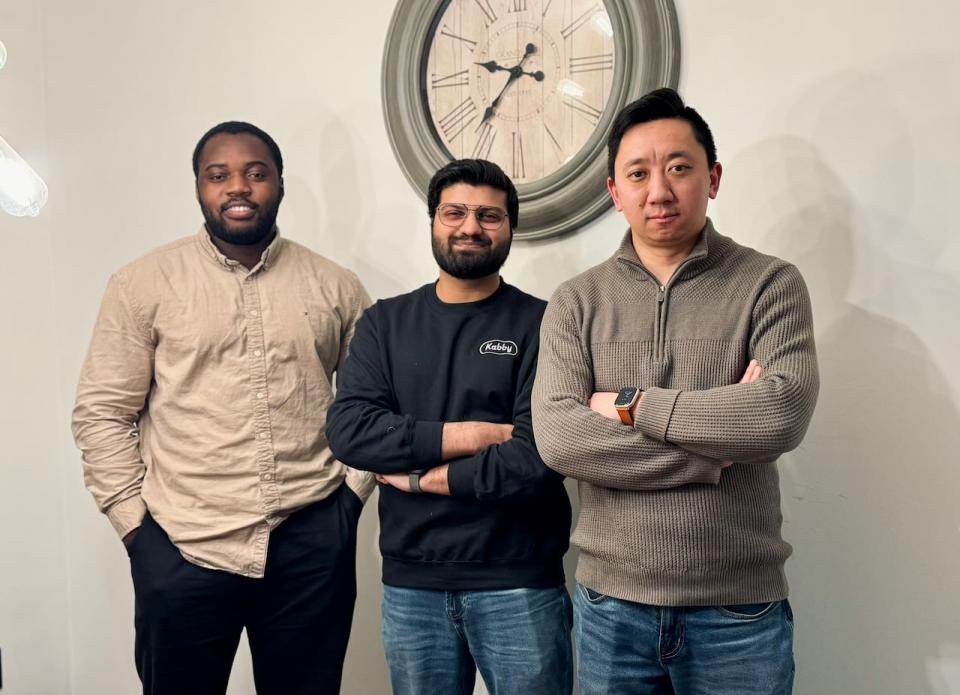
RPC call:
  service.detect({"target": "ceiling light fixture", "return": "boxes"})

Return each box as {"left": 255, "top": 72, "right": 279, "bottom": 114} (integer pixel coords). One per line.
{"left": 0, "top": 39, "right": 49, "bottom": 218}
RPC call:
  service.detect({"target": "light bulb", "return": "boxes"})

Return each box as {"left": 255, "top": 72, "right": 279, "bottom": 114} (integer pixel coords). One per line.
{"left": 0, "top": 40, "right": 6, "bottom": 71}
{"left": 0, "top": 134, "right": 48, "bottom": 217}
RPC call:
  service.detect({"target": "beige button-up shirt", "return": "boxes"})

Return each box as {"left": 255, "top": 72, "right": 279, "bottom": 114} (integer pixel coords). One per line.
{"left": 72, "top": 228, "right": 375, "bottom": 577}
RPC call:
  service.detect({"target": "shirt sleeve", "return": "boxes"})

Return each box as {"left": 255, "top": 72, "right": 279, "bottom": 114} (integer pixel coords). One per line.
{"left": 71, "top": 272, "right": 153, "bottom": 539}
{"left": 326, "top": 304, "right": 444, "bottom": 474}
{"left": 334, "top": 276, "right": 377, "bottom": 501}
{"left": 532, "top": 290, "right": 722, "bottom": 491}
{"left": 635, "top": 264, "right": 819, "bottom": 461}
{"left": 445, "top": 328, "right": 565, "bottom": 502}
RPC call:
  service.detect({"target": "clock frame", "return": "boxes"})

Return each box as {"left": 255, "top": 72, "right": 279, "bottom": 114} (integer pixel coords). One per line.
{"left": 382, "top": 0, "right": 680, "bottom": 240}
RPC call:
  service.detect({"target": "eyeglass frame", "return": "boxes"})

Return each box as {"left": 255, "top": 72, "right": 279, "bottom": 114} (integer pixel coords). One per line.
{"left": 435, "top": 202, "right": 510, "bottom": 231}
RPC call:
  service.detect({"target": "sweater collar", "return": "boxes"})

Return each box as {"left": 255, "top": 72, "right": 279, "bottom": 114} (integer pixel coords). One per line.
{"left": 614, "top": 218, "right": 720, "bottom": 283}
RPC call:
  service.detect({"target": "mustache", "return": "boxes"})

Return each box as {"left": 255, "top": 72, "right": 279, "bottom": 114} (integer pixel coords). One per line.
{"left": 448, "top": 234, "right": 491, "bottom": 247}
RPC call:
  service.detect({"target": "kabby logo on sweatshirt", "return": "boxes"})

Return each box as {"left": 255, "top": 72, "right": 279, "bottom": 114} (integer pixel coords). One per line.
{"left": 479, "top": 339, "right": 518, "bottom": 356}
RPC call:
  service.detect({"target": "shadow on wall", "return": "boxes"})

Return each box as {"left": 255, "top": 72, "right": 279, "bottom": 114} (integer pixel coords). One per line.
{"left": 726, "top": 113, "right": 960, "bottom": 692}
{"left": 282, "top": 109, "right": 426, "bottom": 301}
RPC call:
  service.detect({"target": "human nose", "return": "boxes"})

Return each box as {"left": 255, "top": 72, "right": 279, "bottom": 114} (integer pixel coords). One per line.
{"left": 225, "top": 172, "right": 252, "bottom": 196}
{"left": 646, "top": 170, "right": 674, "bottom": 203}
{"left": 460, "top": 209, "right": 484, "bottom": 234}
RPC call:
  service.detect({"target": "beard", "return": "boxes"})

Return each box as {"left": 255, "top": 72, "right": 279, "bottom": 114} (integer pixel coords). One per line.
{"left": 432, "top": 232, "right": 511, "bottom": 280}
{"left": 201, "top": 196, "right": 281, "bottom": 246}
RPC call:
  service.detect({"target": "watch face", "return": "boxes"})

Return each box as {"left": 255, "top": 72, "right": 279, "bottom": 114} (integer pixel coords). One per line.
{"left": 614, "top": 387, "right": 639, "bottom": 408}
{"left": 423, "top": 0, "right": 616, "bottom": 184}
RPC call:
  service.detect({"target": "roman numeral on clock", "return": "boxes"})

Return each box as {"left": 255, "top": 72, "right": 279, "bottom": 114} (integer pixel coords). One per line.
{"left": 544, "top": 124, "right": 564, "bottom": 159}
{"left": 474, "top": 0, "right": 498, "bottom": 25}
{"left": 564, "top": 97, "right": 602, "bottom": 125}
{"left": 512, "top": 131, "right": 526, "bottom": 179}
{"left": 508, "top": 0, "right": 527, "bottom": 12}
{"left": 438, "top": 98, "right": 478, "bottom": 141}
{"left": 472, "top": 122, "right": 497, "bottom": 159}
{"left": 560, "top": 5, "right": 599, "bottom": 38}
{"left": 569, "top": 53, "right": 613, "bottom": 74}
{"left": 439, "top": 25, "right": 478, "bottom": 52}
{"left": 431, "top": 69, "right": 470, "bottom": 89}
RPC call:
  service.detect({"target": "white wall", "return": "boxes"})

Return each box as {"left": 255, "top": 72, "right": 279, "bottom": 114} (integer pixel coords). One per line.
{"left": 1, "top": 0, "right": 958, "bottom": 693}
{"left": 0, "top": 3, "right": 71, "bottom": 694}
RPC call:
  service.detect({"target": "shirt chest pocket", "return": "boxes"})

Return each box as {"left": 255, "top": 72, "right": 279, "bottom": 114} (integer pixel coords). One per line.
{"left": 260, "top": 301, "right": 342, "bottom": 370}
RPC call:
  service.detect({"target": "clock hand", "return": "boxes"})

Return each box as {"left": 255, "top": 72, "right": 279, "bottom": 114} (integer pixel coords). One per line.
{"left": 478, "top": 61, "right": 544, "bottom": 82}
{"left": 479, "top": 44, "right": 538, "bottom": 124}
{"left": 475, "top": 60, "right": 511, "bottom": 74}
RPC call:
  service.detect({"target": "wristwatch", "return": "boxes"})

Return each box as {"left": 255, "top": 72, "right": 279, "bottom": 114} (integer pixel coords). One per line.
{"left": 408, "top": 470, "right": 425, "bottom": 494}
{"left": 614, "top": 387, "right": 642, "bottom": 426}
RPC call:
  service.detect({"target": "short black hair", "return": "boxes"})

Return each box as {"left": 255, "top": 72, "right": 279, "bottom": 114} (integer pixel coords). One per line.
{"left": 607, "top": 88, "right": 717, "bottom": 179}
{"left": 192, "top": 121, "right": 284, "bottom": 178}
{"left": 427, "top": 159, "right": 519, "bottom": 230}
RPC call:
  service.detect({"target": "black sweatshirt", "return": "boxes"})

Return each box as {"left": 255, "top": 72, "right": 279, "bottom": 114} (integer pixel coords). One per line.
{"left": 327, "top": 281, "right": 570, "bottom": 590}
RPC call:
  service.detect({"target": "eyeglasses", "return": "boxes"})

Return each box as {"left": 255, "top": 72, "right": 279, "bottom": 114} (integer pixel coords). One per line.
{"left": 436, "top": 203, "right": 508, "bottom": 231}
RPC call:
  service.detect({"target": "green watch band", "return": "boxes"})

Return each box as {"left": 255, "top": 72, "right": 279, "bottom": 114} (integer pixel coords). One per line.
{"left": 409, "top": 472, "right": 423, "bottom": 494}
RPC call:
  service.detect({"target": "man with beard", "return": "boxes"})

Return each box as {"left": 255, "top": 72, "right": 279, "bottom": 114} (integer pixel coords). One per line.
{"left": 72, "top": 121, "right": 374, "bottom": 695}
{"left": 326, "top": 159, "right": 572, "bottom": 695}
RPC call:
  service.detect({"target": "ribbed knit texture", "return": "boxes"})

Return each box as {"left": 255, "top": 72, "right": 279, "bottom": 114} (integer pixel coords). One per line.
{"left": 532, "top": 220, "right": 819, "bottom": 606}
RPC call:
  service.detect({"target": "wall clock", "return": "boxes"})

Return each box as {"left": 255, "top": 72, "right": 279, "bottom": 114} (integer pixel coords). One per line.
{"left": 382, "top": 0, "right": 680, "bottom": 240}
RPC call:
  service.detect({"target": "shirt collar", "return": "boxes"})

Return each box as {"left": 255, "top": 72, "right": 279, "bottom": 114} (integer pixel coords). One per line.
{"left": 196, "top": 226, "right": 285, "bottom": 273}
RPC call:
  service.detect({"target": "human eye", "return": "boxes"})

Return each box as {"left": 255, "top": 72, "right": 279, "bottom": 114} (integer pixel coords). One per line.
{"left": 669, "top": 163, "right": 691, "bottom": 174}
{"left": 248, "top": 169, "right": 267, "bottom": 180}
{"left": 207, "top": 172, "right": 226, "bottom": 182}
{"left": 441, "top": 206, "right": 468, "bottom": 222}
{"left": 627, "top": 169, "right": 647, "bottom": 181}
{"left": 478, "top": 208, "right": 504, "bottom": 225}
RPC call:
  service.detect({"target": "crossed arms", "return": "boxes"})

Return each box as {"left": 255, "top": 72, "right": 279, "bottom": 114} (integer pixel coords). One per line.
{"left": 326, "top": 306, "right": 561, "bottom": 502}
{"left": 531, "top": 264, "right": 820, "bottom": 491}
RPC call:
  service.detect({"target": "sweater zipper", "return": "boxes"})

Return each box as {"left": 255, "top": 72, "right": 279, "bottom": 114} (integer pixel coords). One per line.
{"left": 623, "top": 252, "right": 704, "bottom": 362}
{"left": 656, "top": 284, "right": 666, "bottom": 361}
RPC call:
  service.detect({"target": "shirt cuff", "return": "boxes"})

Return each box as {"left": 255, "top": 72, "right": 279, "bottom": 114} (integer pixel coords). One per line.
{"left": 344, "top": 466, "right": 377, "bottom": 502}
{"left": 445, "top": 458, "right": 479, "bottom": 498}
{"left": 411, "top": 420, "right": 444, "bottom": 467}
{"left": 106, "top": 495, "right": 147, "bottom": 539}
{"left": 635, "top": 387, "right": 681, "bottom": 441}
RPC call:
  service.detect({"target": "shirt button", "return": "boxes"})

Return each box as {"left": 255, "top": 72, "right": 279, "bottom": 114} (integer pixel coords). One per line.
{"left": 258, "top": 432, "right": 268, "bottom": 440}
{"left": 260, "top": 472, "right": 274, "bottom": 481}
{"left": 248, "top": 309, "right": 258, "bottom": 317}
{"left": 253, "top": 350, "right": 263, "bottom": 357}
{"left": 256, "top": 392, "right": 265, "bottom": 399}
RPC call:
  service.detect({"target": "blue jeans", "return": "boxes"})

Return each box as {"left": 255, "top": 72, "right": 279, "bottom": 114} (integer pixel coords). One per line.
{"left": 381, "top": 585, "right": 573, "bottom": 695}
{"left": 574, "top": 583, "right": 794, "bottom": 695}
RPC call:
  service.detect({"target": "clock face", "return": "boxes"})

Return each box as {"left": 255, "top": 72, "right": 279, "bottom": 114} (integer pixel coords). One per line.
{"left": 382, "top": 0, "right": 680, "bottom": 239}
{"left": 423, "top": 0, "right": 616, "bottom": 184}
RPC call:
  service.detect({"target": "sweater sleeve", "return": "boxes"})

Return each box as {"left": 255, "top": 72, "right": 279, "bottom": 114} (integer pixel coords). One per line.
{"left": 326, "top": 305, "right": 444, "bottom": 474}
{"left": 335, "top": 277, "right": 377, "bottom": 502}
{"left": 532, "top": 290, "right": 722, "bottom": 490}
{"left": 446, "top": 327, "right": 564, "bottom": 502}
{"left": 635, "top": 264, "right": 819, "bottom": 461}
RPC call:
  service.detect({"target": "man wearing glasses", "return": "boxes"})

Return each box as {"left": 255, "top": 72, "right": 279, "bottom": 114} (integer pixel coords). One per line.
{"left": 327, "top": 159, "right": 572, "bottom": 695}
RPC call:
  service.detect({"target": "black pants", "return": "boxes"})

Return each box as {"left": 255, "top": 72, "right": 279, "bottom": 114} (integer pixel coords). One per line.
{"left": 129, "top": 485, "right": 362, "bottom": 695}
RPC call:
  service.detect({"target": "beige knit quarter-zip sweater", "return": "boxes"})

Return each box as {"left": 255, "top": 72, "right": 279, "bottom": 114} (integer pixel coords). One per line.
{"left": 532, "top": 220, "right": 819, "bottom": 606}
